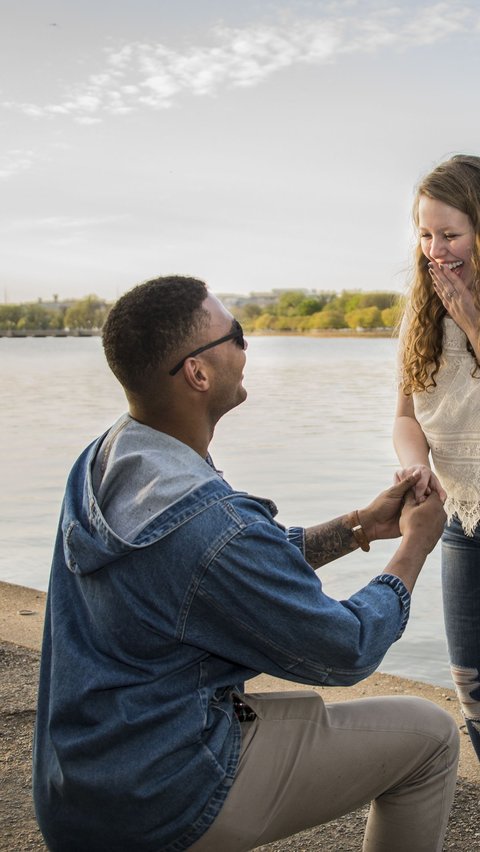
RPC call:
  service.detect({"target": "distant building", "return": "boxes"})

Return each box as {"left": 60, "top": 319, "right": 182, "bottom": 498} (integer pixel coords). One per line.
{"left": 35, "top": 296, "right": 77, "bottom": 313}
{"left": 216, "top": 288, "right": 323, "bottom": 309}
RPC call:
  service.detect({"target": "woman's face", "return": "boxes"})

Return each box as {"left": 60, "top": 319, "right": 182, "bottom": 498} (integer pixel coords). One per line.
{"left": 418, "top": 195, "right": 476, "bottom": 289}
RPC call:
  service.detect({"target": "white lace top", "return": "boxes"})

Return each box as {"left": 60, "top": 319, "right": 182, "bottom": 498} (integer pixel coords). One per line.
{"left": 399, "top": 316, "right": 480, "bottom": 535}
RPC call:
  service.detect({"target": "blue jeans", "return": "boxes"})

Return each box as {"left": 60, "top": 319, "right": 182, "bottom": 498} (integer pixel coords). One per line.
{"left": 442, "top": 515, "right": 480, "bottom": 760}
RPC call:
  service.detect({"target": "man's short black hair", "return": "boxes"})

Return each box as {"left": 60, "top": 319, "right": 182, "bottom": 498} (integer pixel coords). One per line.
{"left": 102, "top": 275, "right": 209, "bottom": 394}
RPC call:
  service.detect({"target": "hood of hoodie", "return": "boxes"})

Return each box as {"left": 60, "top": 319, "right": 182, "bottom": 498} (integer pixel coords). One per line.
{"left": 62, "top": 414, "right": 224, "bottom": 576}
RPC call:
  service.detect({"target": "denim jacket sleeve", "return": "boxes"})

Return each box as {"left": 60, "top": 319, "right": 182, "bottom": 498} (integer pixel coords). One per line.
{"left": 185, "top": 516, "right": 410, "bottom": 687}
{"left": 286, "top": 525, "right": 409, "bottom": 638}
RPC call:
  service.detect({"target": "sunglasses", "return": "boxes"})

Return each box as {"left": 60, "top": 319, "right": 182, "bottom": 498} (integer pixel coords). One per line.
{"left": 169, "top": 319, "right": 246, "bottom": 376}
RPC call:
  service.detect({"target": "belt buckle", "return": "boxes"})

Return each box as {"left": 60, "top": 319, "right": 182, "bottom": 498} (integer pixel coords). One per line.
{"left": 232, "top": 695, "right": 257, "bottom": 722}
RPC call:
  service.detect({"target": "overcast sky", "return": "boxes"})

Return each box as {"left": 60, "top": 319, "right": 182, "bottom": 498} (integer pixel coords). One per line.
{"left": 1, "top": 0, "right": 479, "bottom": 303}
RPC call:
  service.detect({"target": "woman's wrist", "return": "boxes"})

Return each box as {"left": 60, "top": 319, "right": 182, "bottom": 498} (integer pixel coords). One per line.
{"left": 399, "top": 461, "right": 430, "bottom": 472}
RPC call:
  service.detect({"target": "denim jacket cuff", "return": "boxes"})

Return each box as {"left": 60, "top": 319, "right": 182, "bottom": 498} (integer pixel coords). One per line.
{"left": 286, "top": 526, "right": 305, "bottom": 555}
{"left": 369, "top": 573, "right": 411, "bottom": 639}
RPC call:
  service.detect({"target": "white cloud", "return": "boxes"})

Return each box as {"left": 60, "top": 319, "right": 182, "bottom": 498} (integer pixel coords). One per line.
{"left": 8, "top": 214, "right": 130, "bottom": 231}
{"left": 0, "top": 149, "right": 36, "bottom": 180}
{"left": 74, "top": 116, "right": 103, "bottom": 125}
{"left": 2, "top": 3, "right": 478, "bottom": 122}
{"left": 400, "top": 2, "right": 472, "bottom": 46}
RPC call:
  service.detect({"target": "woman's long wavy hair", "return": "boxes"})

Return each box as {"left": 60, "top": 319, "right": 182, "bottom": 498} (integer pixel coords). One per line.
{"left": 401, "top": 154, "right": 480, "bottom": 394}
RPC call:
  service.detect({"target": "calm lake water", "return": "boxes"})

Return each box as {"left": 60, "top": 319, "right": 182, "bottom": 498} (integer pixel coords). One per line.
{"left": 0, "top": 335, "right": 451, "bottom": 687}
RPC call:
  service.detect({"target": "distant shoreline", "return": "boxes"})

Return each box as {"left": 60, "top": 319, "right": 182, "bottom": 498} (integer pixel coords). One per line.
{"left": 248, "top": 329, "right": 396, "bottom": 338}
{"left": 0, "top": 329, "right": 101, "bottom": 338}
{"left": 0, "top": 328, "right": 396, "bottom": 339}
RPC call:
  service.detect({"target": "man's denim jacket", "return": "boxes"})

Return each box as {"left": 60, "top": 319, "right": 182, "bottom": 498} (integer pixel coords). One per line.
{"left": 33, "top": 433, "right": 410, "bottom": 852}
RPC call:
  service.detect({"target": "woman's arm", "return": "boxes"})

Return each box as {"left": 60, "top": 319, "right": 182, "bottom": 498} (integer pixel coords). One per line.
{"left": 393, "top": 390, "right": 429, "bottom": 466}
{"left": 393, "top": 388, "right": 446, "bottom": 503}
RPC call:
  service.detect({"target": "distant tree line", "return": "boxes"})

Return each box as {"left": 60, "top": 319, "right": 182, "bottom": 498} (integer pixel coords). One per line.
{"left": 233, "top": 290, "right": 404, "bottom": 332}
{"left": 0, "top": 290, "right": 405, "bottom": 333}
{"left": 0, "top": 296, "right": 109, "bottom": 330}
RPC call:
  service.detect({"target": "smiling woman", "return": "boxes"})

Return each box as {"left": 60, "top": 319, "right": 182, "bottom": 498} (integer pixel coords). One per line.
{"left": 393, "top": 153, "right": 480, "bottom": 764}
{"left": 419, "top": 198, "right": 475, "bottom": 287}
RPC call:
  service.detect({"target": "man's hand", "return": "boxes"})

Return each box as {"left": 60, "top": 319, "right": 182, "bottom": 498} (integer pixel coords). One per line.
{"left": 305, "top": 470, "right": 431, "bottom": 570}
{"left": 399, "top": 490, "right": 447, "bottom": 555}
{"left": 358, "top": 470, "right": 422, "bottom": 543}
{"left": 384, "top": 489, "right": 447, "bottom": 593}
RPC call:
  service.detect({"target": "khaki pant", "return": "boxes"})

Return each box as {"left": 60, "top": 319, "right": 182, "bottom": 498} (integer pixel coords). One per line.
{"left": 189, "top": 690, "right": 459, "bottom": 852}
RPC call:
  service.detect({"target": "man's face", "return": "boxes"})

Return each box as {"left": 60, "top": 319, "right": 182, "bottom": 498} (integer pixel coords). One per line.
{"left": 200, "top": 293, "right": 248, "bottom": 417}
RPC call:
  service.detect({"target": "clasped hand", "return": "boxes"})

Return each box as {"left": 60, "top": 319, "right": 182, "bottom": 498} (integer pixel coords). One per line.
{"left": 394, "top": 463, "right": 447, "bottom": 504}
{"left": 359, "top": 470, "right": 446, "bottom": 545}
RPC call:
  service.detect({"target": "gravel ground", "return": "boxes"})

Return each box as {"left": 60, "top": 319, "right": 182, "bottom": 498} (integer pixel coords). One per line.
{"left": 1, "top": 639, "right": 479, "bottom": 851}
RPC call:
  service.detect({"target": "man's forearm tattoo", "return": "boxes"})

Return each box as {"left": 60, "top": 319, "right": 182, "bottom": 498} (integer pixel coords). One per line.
{"left": 304, "top": 516, "right": 357, "bottom": 569}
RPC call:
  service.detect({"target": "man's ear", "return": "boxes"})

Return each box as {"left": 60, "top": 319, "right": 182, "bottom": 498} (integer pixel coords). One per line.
{"left": 182, "top": 357, "right": 210, "bottom": 392}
